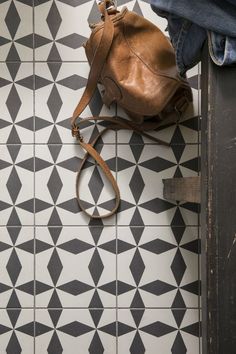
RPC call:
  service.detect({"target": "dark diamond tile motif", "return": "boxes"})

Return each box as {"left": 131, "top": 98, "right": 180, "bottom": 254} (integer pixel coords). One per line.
{"left": 47, "top": 167, "right": 63, "bottom": 203}
{"left": 0, "top": 1, "right": 33, "bottom": 61}
{"left": 47, "top": 85, "right": 63, "bottom": 121}
{"left": 0, "top": 1, "right": 201, "bottom": 353}
{"left": 46, "top": 2, "right": 62, "bottom": 39}
{"left": 129, "top": 249, "right": 145, "bottom": 286}
{"left": 88, "top": 167, "right": 104, "bottom": 204}
{"left": 5, "top": 3, "right": 20, "bottom": 39}
{"left": 47, "top": 249, "right": 63, "bottom": 286}
{"left": 6, "top": 86, "right": 22, "bottom": 122}
{"left": 6, "top": 167, "right": 22, "bottom": 203}
{"left": 47, "top": 331, "right": 63, "bottom": 354}
{"left": 89, "top": 249, "right": 104, "bottom": 286}
{"left": 6, "top": 249, "right": 22, "bottom": 286}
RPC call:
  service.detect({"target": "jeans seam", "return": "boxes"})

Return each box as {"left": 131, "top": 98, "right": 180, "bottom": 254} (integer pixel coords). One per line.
{"left": 175, "top": 20, "right": 191, "bottom": 75}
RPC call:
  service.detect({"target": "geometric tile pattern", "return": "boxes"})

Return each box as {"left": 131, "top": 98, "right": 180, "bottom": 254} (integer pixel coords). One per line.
{"left": 0, "top": 0, "right": 201, "bottom": 353}
{"left": 0, "top": 145, "right": 34, "bottom": 225}
{"left": 0, "top": 1, "right": 33, "bottom": 61}
{"left": 118, "top": 309, "right": 201, "bottom": 354}
{"left": 35, "top": 227, "right": 116, "bottom": 307}
{"left": 35, "top": 309, "right": 116, "bottom": 354}
{"left": 34, "top": 63, "right": 115, "bottom": 144}
{"left": 34, "top": 144, "right": 116, "bottom": 225}
{"left": 117, "top": 144, "right": 200, "bottom": 226}
{"left": 0, "top": 310, "right": 34, "bottom": 354}
{"left": 0, "top": 63, "right": 34, "bottom": 144}
{"left": 117, "top": 227, "right": 200, "bottom": 308}
{"left": 0, "top": 227, "right": 34, "bottom": 308}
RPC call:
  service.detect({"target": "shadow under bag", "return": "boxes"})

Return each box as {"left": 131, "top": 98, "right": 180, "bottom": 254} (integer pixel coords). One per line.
{"left": 71, "top": 0, "right": 192, "bottom": 219}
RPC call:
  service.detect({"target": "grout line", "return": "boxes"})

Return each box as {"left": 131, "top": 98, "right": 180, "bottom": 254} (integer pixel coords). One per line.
{"left": 198, "top": 62, "right": 202, "bottom": 354}
{"left": 1, "top": 224, "right": 200, "bottom": 228}
{"left": 2, "top": 307, "right": 202, "bottom": 310}
{"left": 0, "top": 61, "right": 89, "bottom": 63}
{"left": 32, "top": 1, "right": 36, "bottom": 353}
{"left": 115, "top": 103, "right": 118, "bottom": 354}
{"left": 0, "top": 142, "right": 201, "bottom": 146}
{"left": 1, "top": 225, "right": 199, "bottom": 227}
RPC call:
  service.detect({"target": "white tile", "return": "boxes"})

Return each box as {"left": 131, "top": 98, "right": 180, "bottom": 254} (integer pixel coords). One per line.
{"left": 116, "top": 144, "right": 199, "bottom": 225}
{"left": 0, "top": 63, "right": 33, "bottom": 144}
{"left": 35, "top": 309, "right": 116, "bottom": 354}
{"left": 0, "top": 0, "right": 33, "bottom": 61}
{"left": 0, "top": 227, "right": 34, "bottom": 307}
{"left": 118, "top": 308, "right": 200, "bottom": 354}
{"left": 35, "top": 226, "right": 116, "bottom": 307}
{"left": 34, "top": 0, "right": 93, "bottom": 61}
{"left": 0, "top": 145, "right": 34, "bottom": 226}
{"left": 35, "top": 62, "right": 115, "bottom": 144}
{"left": 35, "top": 144, "right": 116, "bottom": 225}
{"left": 0, "top": 309, "right": 34, "bottom": 353}
{"left": 117, "top": 226, "right": 199, "bottom": 307}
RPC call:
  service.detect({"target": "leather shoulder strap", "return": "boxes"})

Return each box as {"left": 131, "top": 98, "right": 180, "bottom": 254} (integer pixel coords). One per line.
{"left": 71, "top": 1, "right": 114, "bottom": 126}
{"left": 76, "top": 132, "right": 120, "bottom": 219}
{"left": 73, "top": 115, "right": 169, "bottom": 219}
{"left": 71, "top": 1, "right": 172, "bottom": 219}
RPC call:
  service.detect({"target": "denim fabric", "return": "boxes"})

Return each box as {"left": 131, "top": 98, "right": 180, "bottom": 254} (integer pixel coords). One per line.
{"left": 226, "top": 0, "right": 236, "bottom": 6}
{"left": 208, "top": 32, "right": 236, "bottom": 66}
{"left": 149, "top": 0, "right": 236, "bottom": 75}
{"left": 150, "top": 0, "right": 236, "bottom": 37}
{"left": 151, "top": 7, "right": 206, "bottom": 75}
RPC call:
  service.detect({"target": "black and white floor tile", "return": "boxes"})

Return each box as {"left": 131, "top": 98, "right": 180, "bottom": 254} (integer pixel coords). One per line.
{"left": 34, "top": 144, "right": 116, "bottom": 225}
{"left": 0, "top": 145, "right": 34, "bottom": 225}
{"left": 35, "top": 309, "right": 116, "bottom": 354}
{"left": 0, "top": 0, "right": 33, "bottom": 61}
{"left": 35, "top": 62, "right": 115, "bottom": 144}
{"left": 117, "top": 144, "right": 200, "bottom": 226}
{"left": 117, "top": 227, "right": 200, "bottom": 308}
{"left": 0, "top": 227, "right": 34, "bottom": 307}
{"left": 35, "top": 226, "right": 117, "bottom": 307}
{"left": 0, "top": 0, "right": 201, "bottom": 353}
{"left": 0, "top": 63, "right": 34, "bottom": 144}
{"left": 118, "top": 309, "right": 200, "bottom": 354}
{"left": 0, "top": 309, "right": 34, "bottom": 354}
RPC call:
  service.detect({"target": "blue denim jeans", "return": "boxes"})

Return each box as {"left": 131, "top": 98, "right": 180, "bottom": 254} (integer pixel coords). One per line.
{"left": 208, "top": 32, "right": 236, "bottom": 66}
{"left": 149, "top": 0, "right": 236, "bottom": 75}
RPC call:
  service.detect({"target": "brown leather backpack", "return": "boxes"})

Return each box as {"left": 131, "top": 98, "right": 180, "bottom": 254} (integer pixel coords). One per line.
{"left": 71, "top": 0, "right": 192, "bottom": 219}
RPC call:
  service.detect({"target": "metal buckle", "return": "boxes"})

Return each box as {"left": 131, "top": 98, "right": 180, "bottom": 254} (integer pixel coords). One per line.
{"left": 72, "top": 125, "right": 84, "bottom": 142}
{"left": 97, "top": 0, "right": 117, "bottom": 8}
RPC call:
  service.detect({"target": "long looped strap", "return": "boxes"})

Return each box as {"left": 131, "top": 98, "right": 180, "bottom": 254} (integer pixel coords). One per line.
{"left": 76, "top": 131, "right": 120, "bottom": 219}
{"left": 72, "top": 1, "right": 121, "bottom": 219}
{"left": 71, "top": 0, "right": 174, "bottom": 219}
{"left": 74, "top": 114, "right": 171, "bottom": 219}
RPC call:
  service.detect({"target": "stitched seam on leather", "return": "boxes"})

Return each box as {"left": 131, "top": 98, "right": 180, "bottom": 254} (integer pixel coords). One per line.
{"left": 123, "top": 23, "right": 185, "bottom": 112}
{"left": 101, "top": 76, "right": 122, "bottom": 102}
{"left": 122, "top": 21, "right": 179, "bottom": 83}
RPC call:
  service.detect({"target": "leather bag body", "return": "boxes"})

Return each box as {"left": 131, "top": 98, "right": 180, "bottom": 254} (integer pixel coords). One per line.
{"left": 83, "top": 6, "right": 192, "bottom": 123}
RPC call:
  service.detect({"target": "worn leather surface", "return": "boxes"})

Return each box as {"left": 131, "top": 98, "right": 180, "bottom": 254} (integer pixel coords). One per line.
{"left": 85, "top": 7, "right": 192, "bottom": 121}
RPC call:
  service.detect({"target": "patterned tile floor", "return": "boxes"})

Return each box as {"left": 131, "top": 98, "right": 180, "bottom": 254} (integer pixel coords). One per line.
{"left": 0, "top": 0, "right": 201, "bottom": 353}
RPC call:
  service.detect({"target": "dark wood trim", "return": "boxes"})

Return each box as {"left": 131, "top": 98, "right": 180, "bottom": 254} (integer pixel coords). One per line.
{"left": 201, "top": 47, "right": 236, "bottom": 354}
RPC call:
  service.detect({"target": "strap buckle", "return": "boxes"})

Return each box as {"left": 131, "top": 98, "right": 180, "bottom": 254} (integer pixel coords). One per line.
{"left": 97, "top": 0, "right": 117, "bottom": 9}
{"left": 72, "top": 125, "right": 84, "bottom": 142}
{"left": 98, "top": 0, "right": 117, "bottom": 18}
